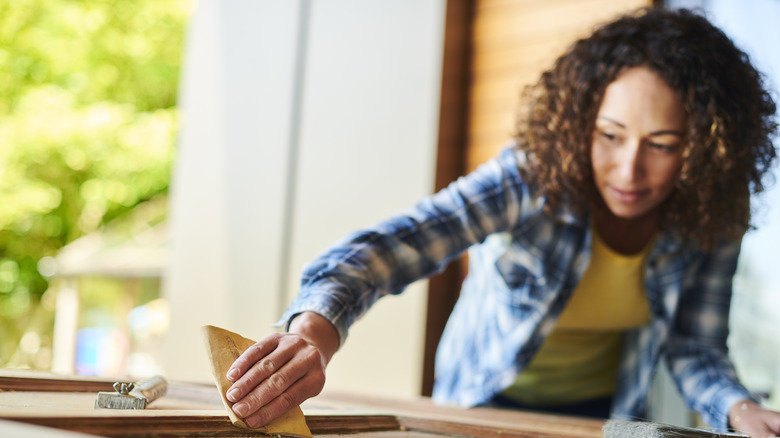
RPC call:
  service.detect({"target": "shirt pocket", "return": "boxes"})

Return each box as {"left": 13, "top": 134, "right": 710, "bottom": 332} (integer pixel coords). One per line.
{"left": 494, "top": 243, "right": 549, "bottom": 315}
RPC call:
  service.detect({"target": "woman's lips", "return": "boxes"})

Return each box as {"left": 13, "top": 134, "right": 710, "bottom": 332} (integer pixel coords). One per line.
{"left": 609, "top": 186, "right": 649, "bottom": 204}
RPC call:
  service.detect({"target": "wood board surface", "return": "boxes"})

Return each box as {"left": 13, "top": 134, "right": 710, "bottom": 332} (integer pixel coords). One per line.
{"left": 1, "top": 371, "right": 604, "bottom": 438}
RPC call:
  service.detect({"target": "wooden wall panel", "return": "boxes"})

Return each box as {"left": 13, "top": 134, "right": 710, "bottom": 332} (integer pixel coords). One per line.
{"left": 423, "top": 0, "right": 474, "bottom": 397}
{"left": 465, "top": 0, "right": 652, "bottom": 171}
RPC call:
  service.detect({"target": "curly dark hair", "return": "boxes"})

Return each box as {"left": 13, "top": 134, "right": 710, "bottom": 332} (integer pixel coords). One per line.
{"left": 516, "top": 7, "right": 778, "bottom": 250}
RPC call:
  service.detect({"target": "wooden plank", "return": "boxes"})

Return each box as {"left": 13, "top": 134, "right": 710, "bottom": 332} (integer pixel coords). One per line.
{"left": 0, "top": 372, "right": 117, "bottom": 393}
{"left": 313, "top": 391, "right": 604, "bottom": 438}
{"left": 0, "top": 377, "right": 606, "bottom": 438}
{"left": 0, "top": 392, "right": 401, "bottom": 438}
{"left": 315, "top": 434, "right": 439, "bottom": 438}
{"left": 401, "top": 416, "right": 602, "bottom": 438}
{"left": 4, "top": 414, "right": 401, "bottom": 438}
{"left": 0, "top": 372, "right": 226, "bottom": 408}
{"left": 0, "top": 419, "right": 100, "bottom": 438}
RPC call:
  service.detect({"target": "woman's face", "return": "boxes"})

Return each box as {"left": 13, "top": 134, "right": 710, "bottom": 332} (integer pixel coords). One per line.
{"left": 591, "top": 66, "right": 686, "bottom": 220}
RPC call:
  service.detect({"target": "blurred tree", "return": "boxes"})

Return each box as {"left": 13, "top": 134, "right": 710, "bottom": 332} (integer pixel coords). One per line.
{"left": 0, "top": 0, "right": 191, "bottom": 367}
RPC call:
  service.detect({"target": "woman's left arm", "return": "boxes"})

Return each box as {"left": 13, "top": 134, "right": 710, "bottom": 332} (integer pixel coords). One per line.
{"left": 664, "top": 238, "right": 778, "bottom": 433}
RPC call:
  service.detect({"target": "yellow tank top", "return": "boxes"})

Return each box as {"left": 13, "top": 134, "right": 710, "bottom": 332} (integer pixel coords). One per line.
{"left": 500, "top": 226, "right": 653, "bottom": 406}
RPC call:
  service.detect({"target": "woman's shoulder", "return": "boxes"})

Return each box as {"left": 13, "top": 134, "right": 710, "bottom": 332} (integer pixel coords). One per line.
{"left": 492, "top": 144, "right": 589, "bottom": 228}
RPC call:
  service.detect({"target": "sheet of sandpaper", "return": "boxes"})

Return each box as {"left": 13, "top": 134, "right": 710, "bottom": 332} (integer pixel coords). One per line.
{"left": 201, "top": 325, "right": 312, "bottom": 437}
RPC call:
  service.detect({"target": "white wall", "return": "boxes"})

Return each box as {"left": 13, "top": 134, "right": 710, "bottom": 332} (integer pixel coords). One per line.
{"left": 163, "top": 0, "right": 446, "bottom": 400}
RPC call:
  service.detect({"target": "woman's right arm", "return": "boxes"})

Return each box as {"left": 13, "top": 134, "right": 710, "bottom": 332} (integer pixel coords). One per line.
{"left": 224, "top": 146, "right": 536, "bottom": 427}
{"left": 286, "top": 146, "right": 536, "bottom": 343}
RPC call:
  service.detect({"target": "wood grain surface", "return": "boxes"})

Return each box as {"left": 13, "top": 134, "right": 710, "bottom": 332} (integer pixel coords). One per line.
{"left": 0, "top": 371, "right": 605, "bottom": 437}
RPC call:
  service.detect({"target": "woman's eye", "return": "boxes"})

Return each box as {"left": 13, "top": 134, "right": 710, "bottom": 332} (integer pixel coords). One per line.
{"left": 648, "top": 142, "right": 678, "bottom": 152}
{"left": 600, "top": 131, "right": 618, "bottom": 142}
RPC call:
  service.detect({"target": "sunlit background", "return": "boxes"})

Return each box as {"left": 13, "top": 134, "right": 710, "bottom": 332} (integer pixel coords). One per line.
{"left": 0, "top": 0, "right": 778, "bottom": 427}
{"left": 0, "top": 0, "right": 190, "bottom": 374}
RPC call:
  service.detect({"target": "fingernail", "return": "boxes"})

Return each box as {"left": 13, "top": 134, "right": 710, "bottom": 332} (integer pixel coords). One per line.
{"left": 226, "top": 388, "right": 240, "bottom": 402}
{"left": 226, "top": 368, "right": 239, "bottom": 381}
{"left": 233, "top": 402, "right": 247, "bottom": 417}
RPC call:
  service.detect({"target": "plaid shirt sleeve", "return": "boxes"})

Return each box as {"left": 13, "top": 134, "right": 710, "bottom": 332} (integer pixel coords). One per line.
{"left": 664, "top": 238, "right": 756, "bottom": 430}
{"left": 279, "top": 147, "right": 531, "bottom": 344}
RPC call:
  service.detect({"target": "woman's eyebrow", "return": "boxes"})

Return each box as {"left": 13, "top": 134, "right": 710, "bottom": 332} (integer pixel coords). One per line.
{"left": 648, "top": 129, "right": 684, "bottom": 137}
{"left": 597, "top": 117, "right": 683, "bottom": 137}
{"left": 596, "top": 116, "right": 625, "bottom": 128}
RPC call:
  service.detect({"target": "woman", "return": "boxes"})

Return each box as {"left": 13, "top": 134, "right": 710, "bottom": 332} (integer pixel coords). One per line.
{"left": 222, "top": 7, "right": 780, "bottom": 436}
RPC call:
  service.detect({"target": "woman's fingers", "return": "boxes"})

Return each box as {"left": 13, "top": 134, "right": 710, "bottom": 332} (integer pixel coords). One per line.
{"left": 240, "top": 363, "right": 326, "bottom": 428}
{"left": 224, "top": 332, "right": 327, "bottom": 426}
{"left": 226, "top": 333, "right": 284, "bottom": 383}
{"left": 226, "top": 334, "right": 294, "bottom": 402}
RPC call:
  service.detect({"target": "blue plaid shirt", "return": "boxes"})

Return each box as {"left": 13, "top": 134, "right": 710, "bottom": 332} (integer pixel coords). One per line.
{"left": 280, "top": 146, "right": 755, "bottom": 431}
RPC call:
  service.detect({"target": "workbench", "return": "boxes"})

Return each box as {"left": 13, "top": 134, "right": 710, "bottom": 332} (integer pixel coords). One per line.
{"left": 0, "top": 371, "right": 604, "bottom": 437}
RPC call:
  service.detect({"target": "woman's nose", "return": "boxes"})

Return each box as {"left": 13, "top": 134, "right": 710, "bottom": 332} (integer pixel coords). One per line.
{"left": 617, "top": 141, "right": 644, "bottom": 182}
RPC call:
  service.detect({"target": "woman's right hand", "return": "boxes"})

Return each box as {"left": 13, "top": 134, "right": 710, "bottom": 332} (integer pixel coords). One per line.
{"left": 223, "top": 312, "right": 340, "bottom": 428}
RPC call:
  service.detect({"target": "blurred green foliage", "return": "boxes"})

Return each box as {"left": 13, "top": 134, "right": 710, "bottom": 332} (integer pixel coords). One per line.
{"left": 0, "top": 0, "right": 192, "bottom": 367}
